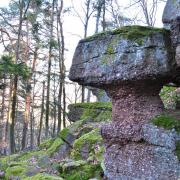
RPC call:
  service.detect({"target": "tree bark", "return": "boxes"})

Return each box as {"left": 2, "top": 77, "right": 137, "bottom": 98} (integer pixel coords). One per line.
{"left": 37, "top": 81, "right": 45, "bottom": 146}
{"left": 45, "top": 0, "right": 55, "bottom": 138}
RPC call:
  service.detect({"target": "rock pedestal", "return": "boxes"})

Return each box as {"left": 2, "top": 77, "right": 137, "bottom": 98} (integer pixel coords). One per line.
{"left": 69, "top": 22, "right": 180, "bottom": 179}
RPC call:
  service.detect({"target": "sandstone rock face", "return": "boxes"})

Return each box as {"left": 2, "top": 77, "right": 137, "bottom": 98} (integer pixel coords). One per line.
{"left": 69, "top": 26, "right": 180, "bottom": 179}
{"left": 162, "top": 0, "right": 180, "bottom": 26}
{"left": 69, "top": 26, "right": 175, "bottom": 86}
{"left": 105, "top": 143, "right": 179, "bottom": 180}
{"left": 163, "top": 0, "right": 180, "bottom": 72}
{"left": 88, "top": 87, "right": 110, "bottom": 102}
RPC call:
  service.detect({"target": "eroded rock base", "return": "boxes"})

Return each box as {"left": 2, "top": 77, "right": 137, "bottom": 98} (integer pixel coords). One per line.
{"left": 104, "top": 143, "right": 179, "bottom": 180}
{"left": 102, "top": 83, "right": 180, "bottom": 179}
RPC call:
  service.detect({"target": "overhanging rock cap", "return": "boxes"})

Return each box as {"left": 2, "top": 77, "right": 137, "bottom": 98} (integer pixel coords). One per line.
{"left": 69, "top": 26, "right": 176, "bottom": 87}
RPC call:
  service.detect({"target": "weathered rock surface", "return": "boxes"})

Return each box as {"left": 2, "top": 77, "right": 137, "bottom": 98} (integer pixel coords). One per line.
{"left": 88, "top": 87, "right": 111, "bottom": 102}
{"left": 142, "top": 123, "right": 178, "bottom": 150}
{"left": 68, "top": 102, "right": 112, "bottom": 122}
{"left": 69, "top": 26, "right": 175, "bottom": 86}
{"left": 69, "top": 25, "right": 180, "bottom": 179}
{"left": 162, "top": 0, "right": 180, "bottom": 27}
{"left": 0, "top": 102, "right": 110, "bottom": 180}
{"left": 105, "top": 143, "right": 179, "bottom": 180}
{"left": 163, "top": 0, "right": 180, "bottom": 77}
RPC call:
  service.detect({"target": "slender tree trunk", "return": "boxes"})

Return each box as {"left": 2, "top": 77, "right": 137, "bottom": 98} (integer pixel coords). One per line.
{"left": 22, "top": 21, "right": 31, "bottom": 150}
{"left": 87, "top": 89, "right": 91, "bottom": 102}
{"left": 9, "top": 0, "right": 24, "bottom": 154}
{"left": 53, "top": 74, "right": 57, "bottom": 136}
{"left": 57, "top": 83, "right": 62, "bottom": 133}
{"left": 45, "top": 0, "right": 55, "bottom": 138}
{"left": 57, "top": 0, "right": 64, "bottom": 133}
{"left": 6, "top": 78, "right": 13, "bottom": 154}
{"left": 0, "top": 78, "right": 6, "bottom": 154}
{"left": 63, "top": 84, "right": 66, "bottom": 128}
{"left": 9, "top": 75, "right": 18, "bottom": 153}
{"left": 21, "top": 90, "right": 31, "bottom": 150}
{"left": 37, "top": 81, "right": 45, "bottom": 146}
{"left": 102, "top": 0, "right": 106, "bottom": 31}
{"left": 95, "top": 0, "right": 103, "bottom": 33}
{"left": 53, "top": 97, "right": 57, "bottom": 136}
{"left": 59, "top": 0, "right": 66, "bottom": 128}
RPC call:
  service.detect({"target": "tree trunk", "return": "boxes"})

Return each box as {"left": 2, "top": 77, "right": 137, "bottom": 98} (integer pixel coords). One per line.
{"left": 45, "top": 0, "right": 55, "bottom": 138}
{"left": 63, "top": 84, "right": 66, "bottom": 128}
{"left": 37, "top": 81, "right": 45, "bottom": 146}
{"left": 52, "top": 73, "right": 57, "bottom": 136}
{"left": 9, "top": 75, "right": 18, "bottom": 153}
{"left": 22, "top": 20, "right": 31, "bottom": 150}
{"left": 57, "top": 0, "right": 64, "bottom": 133}
{"left": 0, "top": 77, "right": 6, "bottom": 154}
{"left": 102, "top": 0, "right": 106, "bottom": 31}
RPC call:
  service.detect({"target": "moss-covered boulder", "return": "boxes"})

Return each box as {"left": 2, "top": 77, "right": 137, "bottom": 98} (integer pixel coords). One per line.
{"left": 60, "top": 160, "right": 103, "bottom": 180}
{"left": 0, "top": 102, "right": 111, "bottom": 180}
{"left": 68, "top": 102, "right": 112, "bottom": 122}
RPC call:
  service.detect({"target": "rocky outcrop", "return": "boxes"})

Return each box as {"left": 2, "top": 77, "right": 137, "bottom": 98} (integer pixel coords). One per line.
{"left": 69, "top": 24, "right": 180, "bottom": 179}
{"left": 0, "top": 102, "right": 111, "bottom": 180}
{"left": 68, "top": 102, "right": 112, "bottom": 122}
{"left": 163, "top": 0, "right": 180, "bottom": 85}
{"left": 87, "top": 87, "right": 111, "bottom": 102}
{"left": 69, "top": 26, "right": 176, "bottom": 86}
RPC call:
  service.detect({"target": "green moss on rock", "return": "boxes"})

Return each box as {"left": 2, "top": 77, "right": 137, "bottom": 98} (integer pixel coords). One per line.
{"left": 24, "top": 173, "right": 63, "bottom": 180}
{"left": 47, "top": 138, "right": 64, "bottom": 156}
{"left": 39, "top": 139, "right": 55, "bottom": 150}
{"left": 72, "top": 129, "right": 103, "bottom": 160}
{"left": 60, "top": 163, "right": 102, "bottom": 180}
{"left": 15, "top": 150, "right": 46, "bottom": 161}
{"left": 81, "top": 108, "right": 100, "bottom": 120}
{"left": 152, "top": 114, "right": 180, "bottom": 132}
{"left": 95, "top": 110, "right": 112, "bottom": 122}
{"left": 83, "top": 25, "right": 169, "bottom": 44}
{"left": 5, "top": 165, "right": 26, "bottom": 179}
{"left": 72, "top": 102, "right": 112, "bottom": 110}
{"left": 59, "top": 128, "right": 70, "bottom": 139}
{"left": 0, "top": 154, "right": 19, "bottom": 171}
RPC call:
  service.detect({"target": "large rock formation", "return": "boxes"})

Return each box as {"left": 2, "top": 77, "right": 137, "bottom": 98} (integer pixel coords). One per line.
{"left": 0, "top": 102, "right": 112, "bottom": 180}
{"left": 163, "top": 0, "right": 180, "bottom": 73}
{"left": 69, "top": 14, "right": 180, "bottom": 180}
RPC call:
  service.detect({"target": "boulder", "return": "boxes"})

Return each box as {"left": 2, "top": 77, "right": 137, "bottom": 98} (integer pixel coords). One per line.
{"left": 68, "top": 102, "right": 112, "bottom": 122}
{"left": 163, "top": 0, "right": 180, "bottom": 71}
{"left": 69, "top": 25, "right": 180, "bottom": 179}
{"left": 87, "top": 87, "right": 111, "bottom": 102}
{"left": 162, "top": 0, "right": 180, "bottom": 27}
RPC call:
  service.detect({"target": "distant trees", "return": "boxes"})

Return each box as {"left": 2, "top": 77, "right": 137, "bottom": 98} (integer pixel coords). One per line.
{"left": 0, "top": 0, "right": 166, "bottom": 155}
{"left": 128, "top": 0, "right": 166, "bottom": 26}
{"left": 0, "top": 0, "right": 68, "bottom": 154}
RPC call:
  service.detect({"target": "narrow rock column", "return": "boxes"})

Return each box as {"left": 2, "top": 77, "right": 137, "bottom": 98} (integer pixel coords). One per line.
{"left": 108, "top": 82, "right": 163, "bottom": 124}
{"left": 102, "top": 82, "right": 163, "bottom": 142}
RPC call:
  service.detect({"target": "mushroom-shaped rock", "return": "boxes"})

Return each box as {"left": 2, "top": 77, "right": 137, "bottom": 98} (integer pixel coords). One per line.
{"left": 69, "top": 26, "right": 180, "bottom": 179}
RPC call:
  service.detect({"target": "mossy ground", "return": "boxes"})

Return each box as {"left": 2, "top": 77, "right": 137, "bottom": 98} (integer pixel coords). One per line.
{"left": 0, "top": 102, "right": 111, "bottom": 180}
{"left": 24, "top": 173, "right": 63, "bottom": 180}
